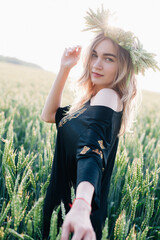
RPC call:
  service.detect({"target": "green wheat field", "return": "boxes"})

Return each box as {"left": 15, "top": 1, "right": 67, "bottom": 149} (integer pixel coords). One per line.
{"left": 0, "top": 62, "right": 160, "bottom": 240}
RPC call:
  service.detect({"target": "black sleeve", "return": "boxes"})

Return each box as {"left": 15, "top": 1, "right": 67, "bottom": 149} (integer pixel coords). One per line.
{"left": 76, "top": 121, "right": 110, "bottom": 210}
{"left": 55, "top": 106, "right": 70, "bottom": 129}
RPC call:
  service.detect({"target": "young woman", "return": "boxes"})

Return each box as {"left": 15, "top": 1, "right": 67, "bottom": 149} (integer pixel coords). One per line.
{"left": 41, "top": 8, "right": 159, "bottom": 240}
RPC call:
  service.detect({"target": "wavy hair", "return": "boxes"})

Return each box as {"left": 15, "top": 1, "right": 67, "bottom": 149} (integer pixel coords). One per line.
{"left": 69, "top": 33, "right": 141, "bottom": 136}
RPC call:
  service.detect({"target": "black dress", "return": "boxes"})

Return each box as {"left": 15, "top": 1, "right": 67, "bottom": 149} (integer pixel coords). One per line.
{"left": 42, "top": 100, "right": 123, "bottom": 240}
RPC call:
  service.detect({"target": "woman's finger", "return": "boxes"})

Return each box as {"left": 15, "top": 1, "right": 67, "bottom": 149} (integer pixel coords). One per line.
{"left": 71, "top": 229, "right": 84, "bottom": 240}
{"left": 61, "top": 223, "right": 70, "bottom": 240}
{"left": 83, "top": 232, "right": 96, "bottom": 240}
{"left": 65, "top": 46, "right": 81, "bottom": 55}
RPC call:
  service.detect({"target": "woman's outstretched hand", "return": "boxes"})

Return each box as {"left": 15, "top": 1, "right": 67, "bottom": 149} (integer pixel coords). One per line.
{"left": 61, "top": 45, "right": 82, "bottom": 70}
{"left": 60, "top": 199, "right": 96, "bottom": 240}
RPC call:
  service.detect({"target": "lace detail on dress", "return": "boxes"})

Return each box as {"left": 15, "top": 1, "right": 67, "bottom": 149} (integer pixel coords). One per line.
{"left": 80, "top": 146, "right": 103, "bottom": 160}
{"left": 58, "top": 108, "right": 87, "bottom": 128}
{"left": 80, "top": 146, "right": 90, "bottom": 154}
{"left": 92, "top": 149, "right": 103, "bottom": 159}
{"left": 98, "top": 140, "right": 105, "bottom": 149}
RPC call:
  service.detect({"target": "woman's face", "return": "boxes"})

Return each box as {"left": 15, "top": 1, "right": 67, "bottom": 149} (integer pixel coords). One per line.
{"left": 89, "top": 38, "right": 118, "bottom": 93}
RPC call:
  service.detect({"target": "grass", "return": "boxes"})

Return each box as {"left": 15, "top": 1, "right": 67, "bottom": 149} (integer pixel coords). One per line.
{"left": 0, "top": 62, "right": 160, "bottom": 239}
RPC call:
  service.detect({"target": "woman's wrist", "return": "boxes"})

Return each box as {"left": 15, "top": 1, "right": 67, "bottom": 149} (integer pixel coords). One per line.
{"left": 70, "top": 198, "right": 92, "bottom": 214}
{"left": 76, "top": 182, "right": 94, "bottom": 205}
{"left": 73, "top": 198, "right": 91, "bottom": 208}
{"left": 60, "top": 64, "right": 72, "bottom": 73}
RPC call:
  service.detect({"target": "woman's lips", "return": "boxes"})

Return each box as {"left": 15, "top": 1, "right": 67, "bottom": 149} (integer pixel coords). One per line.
{"left": 92, "top": 72, "right": 104, "bottom": 77}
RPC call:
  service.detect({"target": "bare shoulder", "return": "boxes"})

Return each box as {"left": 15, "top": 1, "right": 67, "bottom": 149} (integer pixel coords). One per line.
{"left": 90, "top": 88, "right": 123, "bottom": 112}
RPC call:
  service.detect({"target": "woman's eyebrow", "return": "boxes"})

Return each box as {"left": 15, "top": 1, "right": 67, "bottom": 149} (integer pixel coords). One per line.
{"left": 92, "top": 49, "right": 117, "bottom": 58}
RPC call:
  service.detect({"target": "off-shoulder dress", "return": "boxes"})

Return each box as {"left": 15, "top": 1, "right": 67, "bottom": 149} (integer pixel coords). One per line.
{"left": 42, "top": 100, "right": 123, "bottom": 239}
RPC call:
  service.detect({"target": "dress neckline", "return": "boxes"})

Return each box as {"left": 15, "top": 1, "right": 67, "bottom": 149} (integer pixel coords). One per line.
{"left": 86, "top": 100, "right": 123, "bottom": 115}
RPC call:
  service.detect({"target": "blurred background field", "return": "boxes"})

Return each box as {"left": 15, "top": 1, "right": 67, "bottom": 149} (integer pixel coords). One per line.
{"left": 0, "top": 61, "right": 160, "bottom": 239}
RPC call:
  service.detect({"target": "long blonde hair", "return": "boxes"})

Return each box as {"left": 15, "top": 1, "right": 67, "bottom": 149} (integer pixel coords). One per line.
{"left": 69, "top": 33, "right": 141, "bottom": 136}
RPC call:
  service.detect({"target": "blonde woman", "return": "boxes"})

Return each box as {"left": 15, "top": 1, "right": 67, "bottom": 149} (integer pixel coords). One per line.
{"left": 41, "top": 8, "right": 159, "bottom": 240}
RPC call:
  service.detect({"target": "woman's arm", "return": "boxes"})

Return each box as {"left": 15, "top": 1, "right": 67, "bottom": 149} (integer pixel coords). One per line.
{"left": 41, "top": 66, "right": 70, "bottom": 123}
{"left": 61, "top": 181, "right": 96, "bottom": 240}
{"left": 41, "top": 46, "right": 81, "bottom": 123}
{"left": 76, "top": 181, "right": 94, "bottom": 205}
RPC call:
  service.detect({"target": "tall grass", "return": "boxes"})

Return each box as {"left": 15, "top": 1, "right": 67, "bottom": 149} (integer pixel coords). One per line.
{"left": 0, "top": 62, "right": 160, "bottom": 239}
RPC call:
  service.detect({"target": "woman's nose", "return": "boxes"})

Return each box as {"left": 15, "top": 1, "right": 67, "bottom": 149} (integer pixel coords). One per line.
{"left": 93, "top": 58, "right": 103, "bottom": 69}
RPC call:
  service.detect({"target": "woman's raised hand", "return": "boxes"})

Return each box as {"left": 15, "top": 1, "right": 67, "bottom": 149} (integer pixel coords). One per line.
{"left": 61, "top": 45, "right": 82, "bottom": 70}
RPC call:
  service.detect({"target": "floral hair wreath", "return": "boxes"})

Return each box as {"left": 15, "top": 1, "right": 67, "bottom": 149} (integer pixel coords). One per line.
{"left": 83, "top": 6, "right": 160, "bottom": 75}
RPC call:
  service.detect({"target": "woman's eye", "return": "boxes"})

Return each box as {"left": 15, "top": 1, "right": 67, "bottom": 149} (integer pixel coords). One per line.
{"left": 91, "top": 53, "right": 97, "bottom": 58}
{"left": 105, "top": 57, "right": 113, "bottom": 62}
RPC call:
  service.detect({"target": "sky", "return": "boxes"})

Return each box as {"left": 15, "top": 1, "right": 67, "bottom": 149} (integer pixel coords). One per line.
{"left": 0, "top": 0, "right": 160, "bottom": 92}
